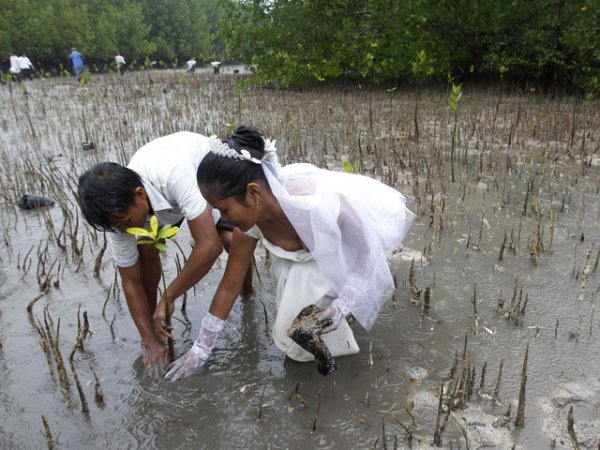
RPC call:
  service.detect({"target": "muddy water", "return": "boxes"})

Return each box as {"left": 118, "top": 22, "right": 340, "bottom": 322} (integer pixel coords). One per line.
{"left": 0, "top": 70, "right": 599, "bottom": 449}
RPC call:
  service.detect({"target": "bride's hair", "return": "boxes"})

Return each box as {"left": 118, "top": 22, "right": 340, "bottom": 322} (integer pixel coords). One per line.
{"left": 197, "top": 126, "right": 270, "bottom": 202}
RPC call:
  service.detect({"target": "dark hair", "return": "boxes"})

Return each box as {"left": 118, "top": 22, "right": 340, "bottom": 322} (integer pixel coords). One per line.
{"left": 197, "top": 126, "right": 270, "bottom": 202}
{"left": 77, "top": 162, "right": 143, "bottom": 231}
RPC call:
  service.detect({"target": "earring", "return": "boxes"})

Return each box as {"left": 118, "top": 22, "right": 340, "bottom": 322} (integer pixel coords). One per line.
{"left": 255, "top": 199, "right": 260, "bottom": 208}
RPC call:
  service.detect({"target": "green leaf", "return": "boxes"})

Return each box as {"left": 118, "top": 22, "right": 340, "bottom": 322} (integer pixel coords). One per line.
{"left": 157, "top": 224, "right": 172, "bottom": 238}
{"left": 136, "top": 239, "right": 156, "bottom": 246}
{"left": 158, "top": 225, "right": 180, "bottom": 239}
{"left": 154, "top": 242, "right": 168, "bottom": 252}
{"left": 127, "top": 227, "right": 153, "bottom": 237}
{"left": 150, "top": 215, "right": 159, "bottom": 238}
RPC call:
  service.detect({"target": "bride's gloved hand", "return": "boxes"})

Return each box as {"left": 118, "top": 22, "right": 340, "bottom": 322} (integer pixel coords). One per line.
{"left": 164, "top": 313, "right": 224, "bottom": 381}
{"left": 316, "top": 299, "right": 350, "bottom": 334}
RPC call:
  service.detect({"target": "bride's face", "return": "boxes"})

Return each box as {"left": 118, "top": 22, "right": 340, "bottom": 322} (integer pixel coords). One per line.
{"left": 201, "top": 189, "right": 260, "bottom": 232}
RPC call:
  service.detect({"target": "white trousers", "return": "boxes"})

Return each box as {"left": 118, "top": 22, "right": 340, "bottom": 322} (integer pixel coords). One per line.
{"left": 270, "top": 256, "right": 360, "bottom": 362}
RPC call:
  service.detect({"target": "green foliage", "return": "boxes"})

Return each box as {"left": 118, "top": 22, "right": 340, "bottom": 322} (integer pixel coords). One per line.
{"left": 219, "top": 0, "right": 449, "bottom": 85}
{"left": 17, "top": 79, "right": 27, "bottom": 92}
{"left": 114, "top": 2, "right": 154, "bottom": 59}
{"left": 412, "top": 50, "right": 434, "bottom": 80}
{"left": 80, "top": 68, "right": 90, "bottom": 85}
{"left": 1, "top": 0, "right": 598, "bottom": 95}
{"left": 342, "top": 160, "right": 359, "bottom": 174}
{"left": 127, "top": 215, "right": 180, "bottom": 253}
{"left": 219, "top": 0, "right": 600, "bottom": 95}
{"left": 0, "top": 0, "right": 224, "bottom": 68}
{"left": 139, "top": 0, "right": 218, "bottom": 61}
{"left": 449, "top": 80, "right": 463, "bottom": 112}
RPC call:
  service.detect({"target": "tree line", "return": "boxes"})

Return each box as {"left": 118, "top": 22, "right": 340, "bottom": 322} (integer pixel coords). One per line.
{"left": 222, "top": 0, "right": 600, "bottom": 96}
{"left": 0, "top": 0, "right": 223, "bottom": 71}
{"left": 1, "top": 0, "right": 599, "bottom": 95}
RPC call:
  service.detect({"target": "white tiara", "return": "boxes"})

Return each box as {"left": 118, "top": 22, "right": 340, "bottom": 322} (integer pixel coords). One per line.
{"left": 208, "top": 135, "right": 279, "bottom": 164}
{"left": 208, "top": 135, "right": 262, "bottom": 164}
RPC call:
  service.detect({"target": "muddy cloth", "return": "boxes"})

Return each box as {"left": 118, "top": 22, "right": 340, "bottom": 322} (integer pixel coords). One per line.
{"left": 287, "top": 305, "right": 338, "bottom": 376}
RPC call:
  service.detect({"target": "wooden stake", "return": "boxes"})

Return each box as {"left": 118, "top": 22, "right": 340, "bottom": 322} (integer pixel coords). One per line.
{"left": 499, "top": 230, "right": 507, "bottom": 261}
{"left": 493, "top": 360, "right": 504, "bottom": 405}
{"left": 41, "top": 415, "right": 54, "bottom": 450}
{"left": 567, "top": 405, "right": 581, "bottom": 450}
{"left": 433, "top": 384, "right": 445, "bottom": 446}
{"left": 257, "top": 382, "right": 267, "bottom": 420}
{"left": 479, "top": 361, "right": 487, "bottom": 392}
{"left": 93, "top": 232, "right": 107, "bottom": 277}
{"left": 409, "top": 257, "right": 421, "bottom": 303}
{"left": 475, "top": 204, "right": 485, "bottom": 250}
{"left": 90, "top": 364, "right": 105, "bottom": 405}
{"left": 514, "top": 343, "right": 529, "bottom": 428}
{"left": 69, "top": 359, "right": 90, "bottom": 414}
{"left": 312, "top": 388, "right": 322, "bottom": 432}
{"left": 26, "top": 285, "right": 50, "bottom": 315}
{"left": 53, "top": 319, "right": 71, "bottom": 399}
{"left": 472, "top": 283, "right": 479, "bottom": 335}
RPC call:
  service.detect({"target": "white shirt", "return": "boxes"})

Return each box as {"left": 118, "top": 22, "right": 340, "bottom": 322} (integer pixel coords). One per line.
{"left": 115, "top": 55, "right": 126, "bottom": 65}
{"left": 18, "top": 56, "right": 33, "bottom": 70}
{"left": 108, "top": 132, "right": 212, "bottom": 267}
{"left": 9, "top": 55, "right": 20, "bottom": 73}
{"left": 186, "top": 59, "right": 196, "bottom": 69}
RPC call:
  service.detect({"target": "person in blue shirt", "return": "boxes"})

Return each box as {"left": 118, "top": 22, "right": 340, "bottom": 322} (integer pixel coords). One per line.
{"left": 69, "top": 48, "right": 86, "bottom": 81}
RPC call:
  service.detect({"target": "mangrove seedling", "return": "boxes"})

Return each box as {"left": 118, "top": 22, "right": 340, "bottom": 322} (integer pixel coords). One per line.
{"left": 127, "top": 215, "right": 180, "bottom": 361}
{"left": 342, "top": 159, "right": 359, "bottom": 174}
{"left": 411, "top": 49, "right": 435, "bottom": 142}
{"left": 448, "top": 76, "right": 463, "bottom": 183}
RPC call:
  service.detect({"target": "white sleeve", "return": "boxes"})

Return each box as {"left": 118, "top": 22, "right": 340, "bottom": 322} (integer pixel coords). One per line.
{"left": 108, "top": 231, "right": 139, "bottom": 268}
{"left": 334, "top": 197, "right": 389, "bottom": 318}
{"left": 167, "top": 165, "right": 207, "bottom": 221}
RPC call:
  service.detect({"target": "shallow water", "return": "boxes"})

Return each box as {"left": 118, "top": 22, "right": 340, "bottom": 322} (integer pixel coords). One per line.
{"left": 0, "top": 70, "right": 599, "bottom": 449}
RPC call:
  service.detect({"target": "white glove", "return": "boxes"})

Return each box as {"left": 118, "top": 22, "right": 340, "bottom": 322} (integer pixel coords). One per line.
{"left": 316, "top": 299, "right": 350, "bottom": 334}
{"left": 164, "top": 313, "right": 224, "bottom": 381}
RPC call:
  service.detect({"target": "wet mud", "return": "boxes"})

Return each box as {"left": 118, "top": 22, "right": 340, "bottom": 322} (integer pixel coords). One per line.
{"left": 0, "top": 68, "right": 599, "bottom": 449}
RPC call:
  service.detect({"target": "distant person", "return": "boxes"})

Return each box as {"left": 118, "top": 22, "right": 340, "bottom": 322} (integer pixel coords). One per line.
{"left": 185, "top": 58, "right": 197, "bottom": 73}
{"left": 8, "top": 52, "right": 20, "bottom": 80}
{"left": 210, "top": 61, "right": 221, "bottom": 74}
{"left": 69, "top": 48, "right": 86, "bottom": 81}
{"left": 114, "top": 54, "right": 126, "bottom": 75}
{"left": 77, "top": 132, "right": 255, "bottom": 376}
{"left": 18, "top": 53, "right": 35, "bottom": 80}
